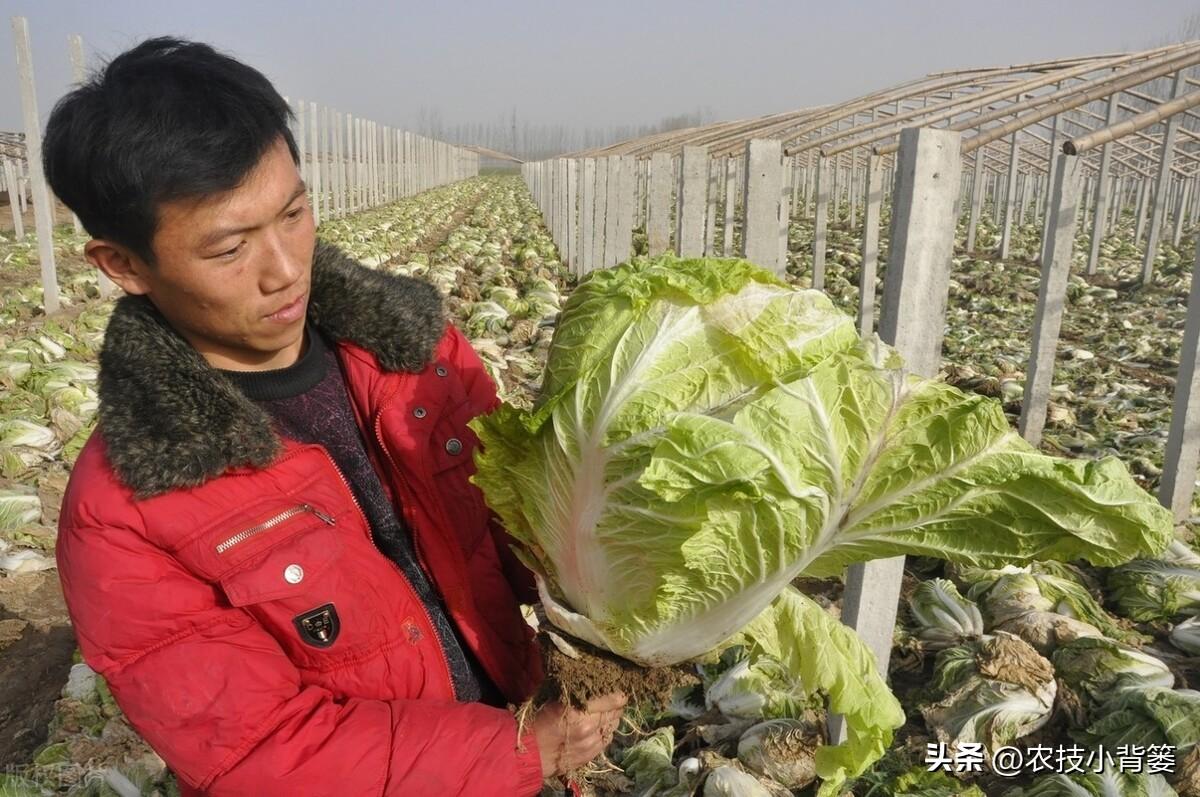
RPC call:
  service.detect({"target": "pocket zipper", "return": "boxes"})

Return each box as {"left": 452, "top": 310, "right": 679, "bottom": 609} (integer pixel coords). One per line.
{"left": 216, "top": 503, "right": 336, "bottom": 554}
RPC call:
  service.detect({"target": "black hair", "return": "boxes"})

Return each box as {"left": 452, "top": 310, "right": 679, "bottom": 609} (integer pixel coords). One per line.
{"left": 42, "top": 37, "right": 298, "bottom": 264}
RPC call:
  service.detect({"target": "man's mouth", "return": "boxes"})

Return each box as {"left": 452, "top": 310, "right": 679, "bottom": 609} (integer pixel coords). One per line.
{"left": 266, "top": 291, "right": 307, "bottom": 322}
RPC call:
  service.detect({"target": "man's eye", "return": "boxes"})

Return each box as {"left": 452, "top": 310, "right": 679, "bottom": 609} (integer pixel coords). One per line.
{"left": 286, "top": 206, "right": 304, "bottom": 220}
{"left": 218, "top": 242, "right": 244, "bottom": 259}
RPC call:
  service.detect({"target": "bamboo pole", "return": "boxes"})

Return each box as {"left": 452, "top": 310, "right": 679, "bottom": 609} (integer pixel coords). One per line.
{"left": 1065, "top": 90, "right": 1200, "bottom": 154}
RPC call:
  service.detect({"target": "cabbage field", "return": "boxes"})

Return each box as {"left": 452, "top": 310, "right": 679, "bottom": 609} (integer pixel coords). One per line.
{"left": 1, "top": 175, "right": 1199, "bottom": 797}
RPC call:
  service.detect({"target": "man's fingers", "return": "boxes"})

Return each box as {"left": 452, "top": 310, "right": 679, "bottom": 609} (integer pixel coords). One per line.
{"left": 585, "top": 691, "right": 627, "bottom": 714}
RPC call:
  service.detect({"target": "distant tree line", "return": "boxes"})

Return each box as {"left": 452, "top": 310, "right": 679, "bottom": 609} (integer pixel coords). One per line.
{"left": 411, "top": 106, "right": 717, "bottom": 160}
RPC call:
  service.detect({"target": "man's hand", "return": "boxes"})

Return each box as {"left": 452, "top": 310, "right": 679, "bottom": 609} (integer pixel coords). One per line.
{"left": 531, "top": 691, "right": 628, "bottom": 777}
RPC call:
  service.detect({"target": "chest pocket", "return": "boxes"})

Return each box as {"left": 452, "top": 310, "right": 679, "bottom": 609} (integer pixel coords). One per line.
{"left": 201, "top": 501, "right": 406, "bottom": 670}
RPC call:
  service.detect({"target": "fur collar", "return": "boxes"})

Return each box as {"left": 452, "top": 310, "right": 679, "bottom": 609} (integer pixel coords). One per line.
{"left": 96, "top": 241, "right": 445, "bottom": 499}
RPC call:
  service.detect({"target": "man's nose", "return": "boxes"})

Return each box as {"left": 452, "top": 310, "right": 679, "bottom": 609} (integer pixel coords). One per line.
{"left": 260, "top": 230, "right": 305, "bottom": 290}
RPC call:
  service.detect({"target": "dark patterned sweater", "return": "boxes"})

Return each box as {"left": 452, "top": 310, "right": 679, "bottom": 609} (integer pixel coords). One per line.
{"left": 220, "top": 322, "right": 502, "bottom": 706}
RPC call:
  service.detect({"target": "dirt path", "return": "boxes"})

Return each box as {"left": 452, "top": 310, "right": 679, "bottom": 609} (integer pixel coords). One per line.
{"left": 0, "top": 571, "right": 75, "bottom": 767}
{"left": 385, "top": 186, "right": 488, "bottom": 267}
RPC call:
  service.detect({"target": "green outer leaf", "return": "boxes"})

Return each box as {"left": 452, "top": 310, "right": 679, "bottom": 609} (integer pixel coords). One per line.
{"left": 1003, "top": 770, "right": 1178, "bottom": 796}
{"left": 1051, "top": 636, "right": 1174, "bottom": 709}
{"left": 618, "top": 726, "right": 677, "bottom": 794}
{"left": 531, "top": 256, "right": 787, "bottom": 431}
{"left": 1082, "top": 687, "right": 1200, "bottom": 751}
{"left": 1108, "top": 559, "right": 1200, "bottom": 622}
{"left": 734, "top": 587, "right": 905, "bottom": 797}
{"left": 892, "top": 767, "right": 987, "bottom": 796}
{"left": 473, "top": 255, "right": 1173, "bottom": 670}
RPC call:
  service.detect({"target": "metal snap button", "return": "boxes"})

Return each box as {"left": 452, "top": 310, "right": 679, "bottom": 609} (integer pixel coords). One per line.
{"left": 413, "top": 407, "right": 427, "bottom": 418}
{"left": 435, "top": 366, "right": 448, "bottom": 377}
{"left": 284, "top": 564, "right": 304, "bottom": 584}
{"left": 445, "top": 438, "right": 463, "bottom": 455}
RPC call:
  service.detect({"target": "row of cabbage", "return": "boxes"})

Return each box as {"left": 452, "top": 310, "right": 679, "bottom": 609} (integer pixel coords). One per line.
{"left": 383, "top": 176, "right": 570, "bottom": 406}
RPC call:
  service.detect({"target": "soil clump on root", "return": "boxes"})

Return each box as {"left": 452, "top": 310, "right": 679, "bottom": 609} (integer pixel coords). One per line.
{"left": 533, "top": 629, "right": 699, "bottom": 711}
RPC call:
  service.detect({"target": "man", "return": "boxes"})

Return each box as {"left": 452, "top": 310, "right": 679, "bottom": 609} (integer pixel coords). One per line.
{"left": 46, "top": 37, "right": 624, "bottom": 795}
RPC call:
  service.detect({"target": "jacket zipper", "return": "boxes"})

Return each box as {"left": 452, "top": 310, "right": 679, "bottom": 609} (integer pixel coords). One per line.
{"left": 374, "top": 397, "right": 509, "bottom": 702}
{"left": 373, "top": 413, "right": 449, "bottom": 596}
{"left": 216, "top": 503, "right": 335, "bottom": 554}
{"left": 314, "top": 446, "right": 457, "bottom": 701}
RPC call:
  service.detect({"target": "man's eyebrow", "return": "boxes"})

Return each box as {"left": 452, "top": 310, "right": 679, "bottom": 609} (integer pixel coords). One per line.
{"left": 197, "top": 181, "right": 308, "bottom": 250}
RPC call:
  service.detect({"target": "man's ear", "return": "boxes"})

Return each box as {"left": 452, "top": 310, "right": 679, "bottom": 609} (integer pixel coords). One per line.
{"left": 85, "top": 240, "right": 152, "bottom": 296}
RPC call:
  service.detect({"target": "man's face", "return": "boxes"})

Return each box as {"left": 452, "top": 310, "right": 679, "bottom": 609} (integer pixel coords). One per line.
{"left": 121, "top": 136, "right": 316, "bottom": 371}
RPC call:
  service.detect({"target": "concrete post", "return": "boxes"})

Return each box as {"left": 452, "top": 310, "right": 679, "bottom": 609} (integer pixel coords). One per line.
{"left": 1135, "top": 179, "right": 1151, "bottom": 244}
{"left": 335, "top": 114, "right": 344, "bottom": 215}
{"left": 1019, "top": 155, "right": 1085, "bottom": 446}
{"left": 832, "top": 127, "right": 962, "bottom": 745}
{"left": 790, "top": 155, "right": 801, "bottom": 213}
{"left": 1173, "top": 179, "right": 1190, "bottom": 248}
{"left": 1189, "top": 177, "right": 1200, "bottom": 230}
{"left": 1080, "top": 176, "right": 1092, "bottom": 231}
{"left": 566, "top": 159, "right": 579, "bottom": 272}
{"left": 603, "top": 156, "right": 623, "bottom": 268}
{"left": 676, "top": 146, "right": 708, "bottom": 257}
{"left": 1108, "top": 176, "right": 1118, "bottom": 229}
{"left": 558, "top": 158, "right": 570, "bottom": 255}
{"left": 647, "top": 152, "right": 673, "bottom": 256}
{"left": 14, "top": 158, "right": 27, "bottom": 213}
{"left": 635, "top": 158, "right": 647, "bottom": 229}
{"left": 999, "top": 132, "right": 1021, "bottom": 259}
{"left": 580, "top": 158, "right": 596, "bottom": 275}
{"left": 741, "top": 139, "right": 785, "bottom": 274}
{"left": 546, "top": 162, "right": 558, "bottom": 248}
{"left": 1084, "top": 96, "right": 1120, "bottom": 275}
{"left": 812, "top": 155, "right": 831, "bottom": 290}
{"left": 309, "top": 102, "right": 321, "bottom": 226}
{"left": 1017, "top": 173, "right": 1029, "bottom": 227}
{"left": 967, "top": 147, "right": 985, "bottom": 252}
{"left": 592, "top": 157, "right": 609, "bottom": 269}
{"left": 1041, "top": 103, "right": 1064, "bottom": 242}
{"left": 347, "top": 116, "right": 356, "bottom": 209}
{"left": 806, "top": 156, "right": 818, "bottom": 220}
{"left": 67, "top": 33, "right": 85, "bottom": 235}
{"left": 723, "top": 156, "right": 737, "bottom": 256}
{"left": 705, "top": 158, "right": 719, "bottom": 256}
{"left": 613, "top": 155, "right": 637, "bottom": 266}
{"left": 778, "top": 155, "right": 792, "bottom": 270}
{"left": 858, "top": 154, "right": 884, "bottom": 337}
{"left": 1142, "top": 72, "right": 1187, "bottom": 284}
{"left": 1160, "top": 237, "right": 1200, "bottom": 521}
{"left": 12, "top": 17, "right": 60, "bottom": 314}
{"left": 297, "top": 100, "right": 308, "bottom": 188}
{"left": 848, "top": 160, "right": 859, "bottom": 228}
{"left": 1109, "top": 175, "right": 1121, "bottom": 230}
{"left": 830, "top": 159, "right": 841, "bottom": 220}
{"left": 400, "top": 130, "right": 409, "bottom": 199}
{"left": 3, "top": 158, "right": 24, "bottom": 240}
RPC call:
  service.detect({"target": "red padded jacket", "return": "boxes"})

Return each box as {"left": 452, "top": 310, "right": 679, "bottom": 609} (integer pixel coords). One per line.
{"left": 55, "top": 244, "right": 546, "bottom": 796}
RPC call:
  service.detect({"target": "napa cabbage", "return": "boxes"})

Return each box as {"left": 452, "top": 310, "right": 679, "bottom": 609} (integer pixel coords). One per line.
{"left": 471, "top": 256, "right": 1173, "bottom": 795}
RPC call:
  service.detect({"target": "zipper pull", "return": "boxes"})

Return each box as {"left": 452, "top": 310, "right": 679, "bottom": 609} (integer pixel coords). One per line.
{"left": 308, "top": 505, "right": 337, "bottom": 525}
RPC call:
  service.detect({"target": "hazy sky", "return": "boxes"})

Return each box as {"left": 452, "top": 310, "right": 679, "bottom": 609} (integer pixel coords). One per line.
{"left": 1, "top": 0, "right": 1198, "bottom": 136}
